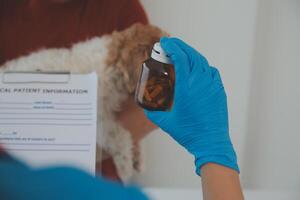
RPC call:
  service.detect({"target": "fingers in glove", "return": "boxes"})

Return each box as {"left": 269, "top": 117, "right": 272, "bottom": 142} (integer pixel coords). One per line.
{"left": 210, "top": 66, "right": 223, "bottom": 85}
{"left": 168, "top": 37, "right": 210, "bottom": 73}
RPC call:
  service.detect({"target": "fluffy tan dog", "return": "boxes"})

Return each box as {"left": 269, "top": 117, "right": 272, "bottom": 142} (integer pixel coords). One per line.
{"left": 0, "top": 23, "right": 167, "bottom": 182}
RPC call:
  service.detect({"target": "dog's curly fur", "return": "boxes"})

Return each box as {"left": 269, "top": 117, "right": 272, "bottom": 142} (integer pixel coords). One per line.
{"left": 107, "top": 24, "right": 167, "bottom": 94}
{"left": 0, "top": 23, "right": 167, "bottom": 182}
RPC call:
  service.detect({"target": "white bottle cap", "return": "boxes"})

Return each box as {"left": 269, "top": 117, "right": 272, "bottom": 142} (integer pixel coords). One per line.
{"left": 150, "top": 42, "right": 172, "bottom": 64}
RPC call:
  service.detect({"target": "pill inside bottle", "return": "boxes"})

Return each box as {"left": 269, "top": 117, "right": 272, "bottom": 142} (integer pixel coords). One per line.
{"left": 135, "top": 42, "right": 175, "bottom": 111}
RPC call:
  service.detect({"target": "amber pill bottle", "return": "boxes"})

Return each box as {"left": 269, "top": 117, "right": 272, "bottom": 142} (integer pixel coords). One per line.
{"left": 135, "top": 42, "right": 175, "bottom": 111}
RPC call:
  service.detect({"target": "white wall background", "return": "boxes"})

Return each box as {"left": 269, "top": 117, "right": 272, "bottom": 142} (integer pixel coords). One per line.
{"left": 133, "top": 0, "right": 300, "bottom": 191}
{"left": 243, "top": 0, "right": 300, "bottom": 190}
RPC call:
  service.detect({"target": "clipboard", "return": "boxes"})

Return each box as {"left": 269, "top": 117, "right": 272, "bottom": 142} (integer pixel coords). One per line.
{"left": 0, "top": 71, "right": 99, "bottom": 175}
{"left": 2, "top": 71, "right": 71, "bottom": 84}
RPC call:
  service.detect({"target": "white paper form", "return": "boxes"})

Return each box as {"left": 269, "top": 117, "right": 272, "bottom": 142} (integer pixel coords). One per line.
{"left": 0, "top": 72, "right": 98, "bottom": 175}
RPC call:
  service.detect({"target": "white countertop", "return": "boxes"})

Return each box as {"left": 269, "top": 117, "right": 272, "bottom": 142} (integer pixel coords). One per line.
{"left": 144, "top": 188, "right": 299, "bottom": 200}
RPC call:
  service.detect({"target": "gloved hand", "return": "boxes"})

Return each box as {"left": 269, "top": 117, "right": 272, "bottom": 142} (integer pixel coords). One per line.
{"left": 0, "top": 154, "right": 148, "bottom": 200}
{"left": 144, "top": 37, "right": 239, "bottom": 175}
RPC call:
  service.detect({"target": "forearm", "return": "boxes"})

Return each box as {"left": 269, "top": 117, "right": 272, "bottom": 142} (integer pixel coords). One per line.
{"left": 201, "top": 163, "right": 243, "bottom": 200}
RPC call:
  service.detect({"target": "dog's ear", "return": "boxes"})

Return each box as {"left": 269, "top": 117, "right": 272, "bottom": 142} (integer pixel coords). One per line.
{"left": 106, "top": 23, "right": 168, "bottom": 94}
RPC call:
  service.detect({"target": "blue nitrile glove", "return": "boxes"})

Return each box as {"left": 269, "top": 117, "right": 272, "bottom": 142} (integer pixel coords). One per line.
{"left": 144, "top": 37, "right": 239, "bottom": 175}
{"left": 0, "top": 154, "right": 148, "bottom": 200}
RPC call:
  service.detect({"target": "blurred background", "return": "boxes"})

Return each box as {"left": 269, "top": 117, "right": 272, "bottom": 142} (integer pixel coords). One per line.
{"left": 133, "top": 0, "right": 300, "bottom": 192}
